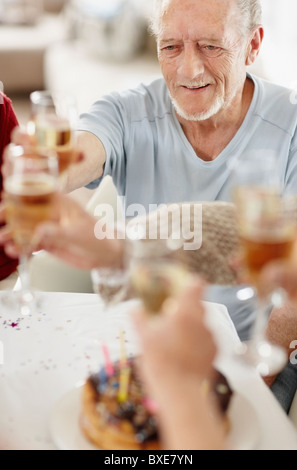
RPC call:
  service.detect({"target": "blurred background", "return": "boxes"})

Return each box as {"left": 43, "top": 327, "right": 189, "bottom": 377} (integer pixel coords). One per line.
{"left": 1, "top": 0, "right": 297, "bottom": 125}
{"left": 0, "top": 0, "right": 160, "bottom": 124}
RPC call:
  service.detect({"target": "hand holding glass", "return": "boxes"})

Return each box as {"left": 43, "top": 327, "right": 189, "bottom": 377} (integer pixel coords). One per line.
{"left": 28, "top": 90, "right": 78, "bottom": 180}
{"left": 3, "top": 144, "right": 59, "bottom": 315}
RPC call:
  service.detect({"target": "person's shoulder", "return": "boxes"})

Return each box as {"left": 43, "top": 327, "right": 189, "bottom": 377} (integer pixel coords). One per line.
{"left": 0, "top": 91, "right": 18, "bottom": 125}
{"left": 122, "top": 77, "right": 166, "bottom": 95}
{"left": 254, "top": 75, "right": 295, "bottom": 101}
{"left": 0, "top": 91, "right": 11, "bottom": 110}
{"left": 87, "top": 78, "right": 171, "bottom": 123}
{"left": 116, "top": 78, "right": 171, "bottom": 120}
{"left": 119, "top": 78, "right": 168, "bottom": 103}
{"left": 252, "top": 74, "right": 297, "bottom": 133}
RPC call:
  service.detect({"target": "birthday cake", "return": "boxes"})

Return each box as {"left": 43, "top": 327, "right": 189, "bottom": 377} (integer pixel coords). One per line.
{"left": 80, "top": 357, "right": 233, "bottom": 450}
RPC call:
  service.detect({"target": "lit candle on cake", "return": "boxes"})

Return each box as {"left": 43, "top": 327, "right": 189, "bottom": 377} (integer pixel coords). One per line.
{"left": 118, "top": 330, "right": 131, "bottom": 402}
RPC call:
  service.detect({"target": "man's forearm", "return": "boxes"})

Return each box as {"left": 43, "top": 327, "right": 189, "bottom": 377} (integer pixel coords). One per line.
{"left": 65, "top": 131, "right": 106, "bottom": 193}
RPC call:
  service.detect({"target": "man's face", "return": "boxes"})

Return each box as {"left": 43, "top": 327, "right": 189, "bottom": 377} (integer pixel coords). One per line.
{"left": 157, "top": 0, "right": 249, "bottom": 122}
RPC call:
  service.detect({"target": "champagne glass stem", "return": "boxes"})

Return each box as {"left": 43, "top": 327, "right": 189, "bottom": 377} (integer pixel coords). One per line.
{"left": 240, "top": 296, "right": 287, "bottom": 377}
{"left": 17, "top": 253, "right": 35, "bottom": 316}
{"left": 251, "top": 299, "right": 270, "bottom": 341}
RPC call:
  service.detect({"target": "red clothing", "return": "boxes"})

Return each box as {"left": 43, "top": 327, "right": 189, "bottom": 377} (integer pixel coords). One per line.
{"left": 0, "top": 92, "right": 18, "bottom": 279}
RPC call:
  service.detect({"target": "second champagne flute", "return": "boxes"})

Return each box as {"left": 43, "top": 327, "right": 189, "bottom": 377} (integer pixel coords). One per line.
{"left": 232, "top": 153, "right": 296, "bottom": 376}
{"left": 3, "top": 144, "right": 60, "bottom": 315}
{"left": 127, "top": 238, "right": 190, "bottom": 315}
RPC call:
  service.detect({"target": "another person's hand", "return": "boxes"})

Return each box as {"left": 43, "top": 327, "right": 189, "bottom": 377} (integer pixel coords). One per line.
{"left": 0, "top": 193, "right": 124, "bottom": 270}
{"left": 2, "top": 127, "right": 83, "bottom": 184}
{"left": 0, "top": 204, "right": 16, "bottom": 257}
{"left": 132, "top": 278, "right": 226, "bottom": 450}
{"left": 133, "top": 278, "right": 216, "bottom": 396}
{"left": 1, "top": 128, "right": 34, "bottom": 183}
{"left": 35, "top": 194, "right": 124, "bottom": 270}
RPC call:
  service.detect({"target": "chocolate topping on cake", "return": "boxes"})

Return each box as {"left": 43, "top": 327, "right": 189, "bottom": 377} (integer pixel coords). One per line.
{"left": 88, "top": 358, "right": 233, "bottom": 446}
{"left": 89, "top": 358, "right": 158, "bottom": 444}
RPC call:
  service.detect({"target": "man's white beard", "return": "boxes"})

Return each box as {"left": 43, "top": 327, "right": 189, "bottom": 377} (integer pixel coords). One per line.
{"left": 171, "top": 94, "right": 225, "bottom": 122}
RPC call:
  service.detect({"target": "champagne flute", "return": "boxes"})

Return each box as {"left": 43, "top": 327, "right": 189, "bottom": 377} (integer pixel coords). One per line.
{"left": 127, "top": 237, "right": 190, "bottom": 315}
{"left": 91, "top": 224, "right": 129, "bottom": 311}
{"left": 81, "top": 266, "right": 129, "bottom": 374}
{"left": 28, "top": 90, "right": 78, "bottom": 185}
{"left": 232, "top": 153, "right": 296, "bottom": 376}
{"left": 3, "top": 144, "right": 59, "bottom": 315}
{"left": 85, "top": 264, "right": 129, "bottom": 371}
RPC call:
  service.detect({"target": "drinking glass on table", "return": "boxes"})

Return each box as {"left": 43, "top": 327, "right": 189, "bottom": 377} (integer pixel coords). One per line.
{"left": 28, "top": 90, "right": 78, "bottom": 185}
{"left": 232, "top": 153, "right": 296, "bottom": 376}
{"left": 3, "top": 144, "right": 59, "bottom": 315}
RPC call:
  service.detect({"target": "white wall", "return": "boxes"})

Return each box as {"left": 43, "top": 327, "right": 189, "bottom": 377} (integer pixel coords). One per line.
{"left": 251, "top": 0, "right": 297, "bottom": 87}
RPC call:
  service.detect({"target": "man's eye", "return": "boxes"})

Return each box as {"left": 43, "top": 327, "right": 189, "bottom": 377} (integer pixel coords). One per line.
{"left": 201, "top": 45, "right": 221, "bottom": 57}
{"left": 160, "top": 44, "right": 181, "bottom": 56}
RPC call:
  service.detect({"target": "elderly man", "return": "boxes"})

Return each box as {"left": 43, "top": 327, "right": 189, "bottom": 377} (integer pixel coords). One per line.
{"left": 8, "top": 0, "right": 297, "bottom": 341}
{"left": 70, "top": 0, "right": 269, "bottom": 205}
{"left": 69, "top": 0, "right": 296, "bottom": 202}
{"left": 63, "top": 0, "right": 296, "bottom": 338}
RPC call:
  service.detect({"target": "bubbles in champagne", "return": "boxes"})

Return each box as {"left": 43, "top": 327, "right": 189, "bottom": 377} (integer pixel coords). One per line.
{"left": 5, "top": 174, "right": 58, "bottom": 252}
{"left": 130, "top": 262, "right": 189, "bottom": 314}
{"left": 35, "top": 116, "right": 74, "bottom": 175}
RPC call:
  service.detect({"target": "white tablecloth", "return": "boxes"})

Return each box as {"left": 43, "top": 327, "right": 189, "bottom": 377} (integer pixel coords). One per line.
{"left": 0, "top": 291, "right": 297, "bottom": 450}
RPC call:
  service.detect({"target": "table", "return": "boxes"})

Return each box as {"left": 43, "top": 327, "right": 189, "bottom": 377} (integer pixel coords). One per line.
{"left": 0, "top": 291, "right": 297, "bottom": 450}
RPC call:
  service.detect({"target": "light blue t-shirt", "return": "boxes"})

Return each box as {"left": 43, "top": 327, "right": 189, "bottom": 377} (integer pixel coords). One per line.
{"left": 79, "top": 73, "right": 297, "bottom": 211}
{"left": 79, "top": 73, "right": 297, "bottom": 341}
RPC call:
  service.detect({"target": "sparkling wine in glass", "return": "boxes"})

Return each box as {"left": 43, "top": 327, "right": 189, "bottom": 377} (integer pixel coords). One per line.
{"left": 3, "top": 144, "right": 59, "bottom": 315}
{"left": 232, "top": 153, "right": 296, "bottom": 376}
{"left": 127, "top": 238, "right": 190, "bottom": 315}
{"left": 28, "top": 90, "right": 78, "bottom": 182}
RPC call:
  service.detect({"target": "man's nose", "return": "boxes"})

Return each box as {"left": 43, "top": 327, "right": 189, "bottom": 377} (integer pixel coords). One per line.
{"left": 178, "top": 44, "right": 205, "bottom": 80}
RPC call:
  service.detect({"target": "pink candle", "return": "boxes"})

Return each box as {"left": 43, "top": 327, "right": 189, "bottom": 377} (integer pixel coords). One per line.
{"left": 101, "top": 343, "right": 114, "bottom": 377}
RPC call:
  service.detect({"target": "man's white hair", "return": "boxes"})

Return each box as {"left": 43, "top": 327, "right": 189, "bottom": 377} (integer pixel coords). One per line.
{"left": 149, "top": 0, "right": 262, "bottom": 37}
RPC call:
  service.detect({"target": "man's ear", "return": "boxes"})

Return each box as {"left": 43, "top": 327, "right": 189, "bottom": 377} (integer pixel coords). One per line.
{"left": 245, "top": 25, "right": 264, "bottom": 66}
